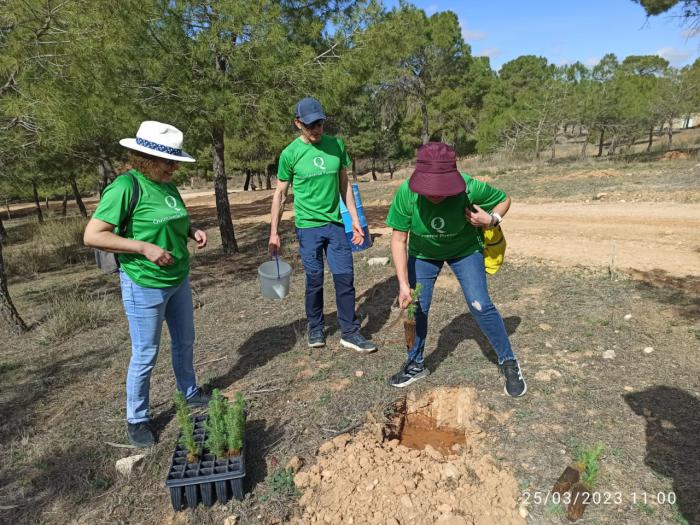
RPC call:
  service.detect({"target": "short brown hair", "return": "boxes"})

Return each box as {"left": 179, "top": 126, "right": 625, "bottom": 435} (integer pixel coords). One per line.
{"left": 125, "top": 150, "right": 162, "bottom": 176}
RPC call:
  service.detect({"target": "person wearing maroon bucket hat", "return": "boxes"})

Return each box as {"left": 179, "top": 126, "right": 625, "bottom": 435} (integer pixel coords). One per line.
{"left": 385, "top": 142, "right": 526, "bottom": 397}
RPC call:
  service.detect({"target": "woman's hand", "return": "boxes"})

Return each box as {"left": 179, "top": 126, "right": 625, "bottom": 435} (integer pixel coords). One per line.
{"left": 465, "top": 204, "right": 493, "bottom": 228}
{"left": 351, "top": 220, "right": 365, "bottom": 245}
{"left": 141, "top": 242, "right": 174, "bottom": 266}
{"left": 399, "top": 284, "right": 413, "bottom": 309}
{"left": 191, "top": 228, "right": 207, "bottom": 249}
{"left": 268, "top": 233, "right": 281, "bottom": 256}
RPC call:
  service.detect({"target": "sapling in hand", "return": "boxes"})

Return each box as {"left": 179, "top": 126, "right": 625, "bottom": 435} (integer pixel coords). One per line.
{"left": 403, "top": 283, "right": 422, "bottom": 349}
{"left": 173, "top": 391, "right": 199, "bottom": 463}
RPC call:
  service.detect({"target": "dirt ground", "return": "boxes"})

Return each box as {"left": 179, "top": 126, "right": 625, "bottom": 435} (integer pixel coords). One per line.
{"left": 1, "top": 156, "right": 699, "bottom": 525}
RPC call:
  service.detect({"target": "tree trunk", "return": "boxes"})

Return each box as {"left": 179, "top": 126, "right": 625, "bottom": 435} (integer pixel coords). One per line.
{"left": 255, "top": 171, "right": 263, "bottom": 190}
{"left": 32, "top": 182, "right": 44, "bottom": 224}
{"left": 550, "top": 126, "right": 557, "bottom": 160}
{"left": 45, "top": 196, "right": 49, "bottom": 211}
{"left": 61, "top": 192, "right": 68, "bottom": 217}
{"left": 265, "top": 164, "right": 273, "bottom": 190}
{"left": 0, "top": 241, "right": 28, "bottom": 334}
{"left": 647, "top": 126, "right": 654, "bottom": 152}
{"left": 244, "top": 168, "right": 252, "bottom": 191}
{"left": 580, "top": 137, "right": 588, "bottom": 159}
{"left": 70, "top": 177, "right": 87, "bottom": 217}
{"left": 597, "top": 129, "right": 605, "bottom": 157}
{"left": 98, "top": 159, "right": 110, "bottom": 194}
{"left": 388, "top": 161, "right": 395, "bottom": 179}
{"left": 351, "top": 158, "right": 357, "bottom": 181}
{"left": 608, "top": 135, "right": 617, "bottom": 155}
{"left": 420, "top": 100, "right": 430, "bottom": 144}
{"left": 371, "top": 158, "right": 377, "bottom": 181}
{"left": 0, "top": 215, "right": 6, "bottom": 244}
{"left": 5, "top": 199, "right": 10, "bottom": 220}
{"left": 212, "top": 125, "right": 238, "bottom": 254}
{"left": 667, "top": 119, "right": 673, "bottom": 148}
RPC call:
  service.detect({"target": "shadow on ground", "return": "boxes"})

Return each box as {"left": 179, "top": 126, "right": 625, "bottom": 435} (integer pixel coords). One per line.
{"left": 425, "top": 313, "right": 521, "bottom": 372}
{"left": 209, "top": 275, "right": 398, "bottom": 391}
{"left": 625, "top": 386, "right": 700, "bottom": 525}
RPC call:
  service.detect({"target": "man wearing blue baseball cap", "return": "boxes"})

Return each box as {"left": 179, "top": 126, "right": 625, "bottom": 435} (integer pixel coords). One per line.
{"left": 268, "top": 97, "right": 377, "bottom": 353}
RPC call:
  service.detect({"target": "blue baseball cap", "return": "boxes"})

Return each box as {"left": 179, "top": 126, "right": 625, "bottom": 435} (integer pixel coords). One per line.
{"left": 295, "top": 97, "right": 326, "bottom": 125}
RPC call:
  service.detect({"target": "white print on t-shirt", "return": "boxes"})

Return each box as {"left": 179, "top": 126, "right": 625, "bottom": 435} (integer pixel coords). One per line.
{"left": 312, "top": 157, "right": 326, "bottom": 170}
{"left": 164, "top": 195, "right": 182, "bottom": 212}
{"left": 431, "top": 216, "right": 446, "bottom": 234}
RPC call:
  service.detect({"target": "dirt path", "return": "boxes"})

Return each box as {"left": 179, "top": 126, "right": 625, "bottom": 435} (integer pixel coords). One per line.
{"left": 505, "top": 201, "right": 700, "bottom": 275}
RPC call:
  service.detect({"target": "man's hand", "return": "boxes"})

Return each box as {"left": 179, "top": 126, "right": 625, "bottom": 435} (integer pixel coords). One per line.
{"left": 141, "top": 242, "right": 174, "bottom": 266}
{"left": 465, "top": 204, "right": 494, "bottom": 228}
{"left": 191, "top": 229, "right": 207, "bottom": 249}
{"left": 268, "top": 233, "right": 281, "bottom": 256}
{"left": 399, "top": 284, "right": 413, "bottom": 309}
{"left": 351, "top": 220, "right": 365, "bottom": 245}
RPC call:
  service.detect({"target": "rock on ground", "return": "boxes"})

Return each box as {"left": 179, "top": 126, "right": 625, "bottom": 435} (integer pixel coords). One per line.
{"left": 115, "top": 454, "right": 145, "bottom": 477}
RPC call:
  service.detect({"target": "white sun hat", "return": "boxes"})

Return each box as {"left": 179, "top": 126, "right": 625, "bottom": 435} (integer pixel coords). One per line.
{"left": 119, "top": 121, "right": 195, "bottom": 162}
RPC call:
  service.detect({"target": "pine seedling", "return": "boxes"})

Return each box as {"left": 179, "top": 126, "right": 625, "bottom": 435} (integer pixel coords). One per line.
{"left": 576, "top": 442, "right": 605, "bottom": 489}
{"left": 405, "top": 283, "right": 423, "bottom": 321}
{"left": 205, "top": 389, "right": 228, "bottom": 458}
{"left": 225, "top": 392, "right": 246, "bottom": 456}
{"left": 173, "top": 391, "right": 199, "bottom": 463}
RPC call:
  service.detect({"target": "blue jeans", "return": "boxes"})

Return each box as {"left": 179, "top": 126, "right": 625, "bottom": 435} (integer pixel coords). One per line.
{"left": 296, "top": 223, "right": 360, "bottom": 337}
{"left": 408, "top": 251, "right": 516, "bottom": 365}
{"left": 120, "top": 271, "right": 200, "bottom": 423}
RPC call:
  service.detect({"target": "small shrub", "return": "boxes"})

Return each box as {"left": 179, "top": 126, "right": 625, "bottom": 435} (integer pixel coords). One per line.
{"left": 173, "top": 391, "right": 199, "bottom": 463}
{"left": 38, "top": 291, "right": 114, "bottom": 343}
{"left": 576, "top": 442, "right": 605, "bottom": 489}
{"left": 405, "top": 283, "right": 423, "bottom": 321}
{"left": 4, "top": 217, "right": 89, "bottom": 277}
{"left": 224, "top": 392, "right": 245, "bottom": 455}
{"left": 205, "top": 390, "right": 228, "bottom": 457}
{"left": 260, "top": 467, "right": 299, "bottom": 502}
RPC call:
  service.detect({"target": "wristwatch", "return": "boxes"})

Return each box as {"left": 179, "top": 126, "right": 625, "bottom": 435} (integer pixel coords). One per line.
{"left": 490, "top": 212, "right": 502, "bottom": 227}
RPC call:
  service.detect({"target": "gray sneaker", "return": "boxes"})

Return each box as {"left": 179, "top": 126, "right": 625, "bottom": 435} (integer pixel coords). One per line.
{"left": 500, "top": 360, "right": 527, "bottom": 398}
{"left": 127, "top": 421, "right": 155, "bottom": 448}
{"left": 340, "top": 333, "right": 377, "bottom": 353}
{"left": 186, "top": 389, "right": 211, "bottom": 408}
{"left": 308, "top": 330, "right": 326, "bottom": 348}
{"left": 389, "top": 360, "right": 429, "bottom": 388}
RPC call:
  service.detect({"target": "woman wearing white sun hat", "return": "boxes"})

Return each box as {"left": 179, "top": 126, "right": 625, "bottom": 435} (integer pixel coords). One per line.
{"left": 84, "top": 121, "right": 210, "bottom": 448}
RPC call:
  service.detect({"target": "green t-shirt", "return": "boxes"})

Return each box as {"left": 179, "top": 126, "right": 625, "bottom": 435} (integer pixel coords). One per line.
{"left": 385, "top": 173, "right": 506, "bottom": 261}
{"left": 277, "top": 135, "right": 352, "bottom": 228}
{"left": 93, "top": 169, "right": 190, "bottom": 288}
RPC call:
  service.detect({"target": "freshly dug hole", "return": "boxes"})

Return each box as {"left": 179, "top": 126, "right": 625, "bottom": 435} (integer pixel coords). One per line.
{"left": 292, "top": 387, "right": 524, "bottom": 525}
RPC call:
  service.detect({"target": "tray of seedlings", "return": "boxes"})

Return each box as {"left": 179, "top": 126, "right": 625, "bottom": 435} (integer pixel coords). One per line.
{"left": 166, "top": 390, "right": 246, "bottom": 511}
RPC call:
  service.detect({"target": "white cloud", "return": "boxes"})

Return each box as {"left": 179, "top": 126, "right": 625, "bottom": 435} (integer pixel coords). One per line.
{"left": 656, "top": 47, "right": 692, "bottom": 64}
{"left": 459, "top": 19, "right": 487, "bottom": 41}
{"left": 584, "top": 56, "right": 601, "bottom": 67}
{"left": 426, "top": 4, "right": 439, "bottom": 15}
{"left": 681, "top": 27, "right": 700, "bottom": 38}
{"left": 476, "top": 48, "right": 503, "bottom": 58}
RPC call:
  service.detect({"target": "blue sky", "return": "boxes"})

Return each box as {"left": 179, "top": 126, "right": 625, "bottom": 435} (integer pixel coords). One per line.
{"left": 385, "top": 0, "right": 700, "bottom": 70}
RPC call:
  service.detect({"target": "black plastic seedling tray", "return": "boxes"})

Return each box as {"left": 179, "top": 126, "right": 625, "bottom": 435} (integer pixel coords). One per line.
{"left": 165, "top": 414, "right": 246, "bottom": 511}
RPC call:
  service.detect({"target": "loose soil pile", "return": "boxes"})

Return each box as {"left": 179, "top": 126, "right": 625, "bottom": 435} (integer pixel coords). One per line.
{"left": 292, "top": 388, "right": 524, "bottom": 525}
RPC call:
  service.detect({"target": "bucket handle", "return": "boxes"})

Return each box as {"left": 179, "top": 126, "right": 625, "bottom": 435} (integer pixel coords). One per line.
{"left": 274, "top": 253, "right": 280, "bottom": 279}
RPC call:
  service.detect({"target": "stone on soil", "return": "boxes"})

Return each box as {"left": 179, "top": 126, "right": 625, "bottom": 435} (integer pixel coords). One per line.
{"left": 115, "top": 454, "right": 145, "bottom": 476}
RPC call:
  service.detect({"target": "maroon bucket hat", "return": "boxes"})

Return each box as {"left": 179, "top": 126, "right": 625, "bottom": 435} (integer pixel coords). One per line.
{"left": 408, "top": 142, "right": 465, "bottom": 197}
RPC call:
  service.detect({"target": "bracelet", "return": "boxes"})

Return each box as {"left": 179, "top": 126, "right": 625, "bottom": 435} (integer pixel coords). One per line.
{"left": 491, "top": 212, "right": 502, "bottom": 227}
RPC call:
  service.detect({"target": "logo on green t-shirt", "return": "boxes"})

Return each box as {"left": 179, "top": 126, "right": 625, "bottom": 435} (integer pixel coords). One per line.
{"left": 277, "top": 135, "right": 352, "bottom": 228}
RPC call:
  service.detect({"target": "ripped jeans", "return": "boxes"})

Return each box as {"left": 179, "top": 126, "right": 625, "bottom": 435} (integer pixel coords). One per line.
{"left": 407, "top": 252, "right": 516, "bottom": 365}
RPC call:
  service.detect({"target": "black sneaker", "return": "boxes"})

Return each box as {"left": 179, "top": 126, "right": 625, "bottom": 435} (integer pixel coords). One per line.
{"left": 308, "top": 330, "right": 326, "bottom": 348}
{"left": 127, "top": 421, "right": 155, "bottom": 448}
{"left": 388, "top": 360, "right": 429, "bottom": 388}
{"left": 500, "top": 359, "right": 527, "bottom": 397}
{"left": 186, "top": 389, "right": 211, "bottom": 408}
{"left": 340, "top": 333, "right": 377, "bottom": 353}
